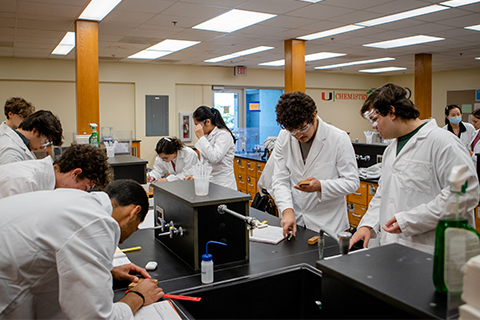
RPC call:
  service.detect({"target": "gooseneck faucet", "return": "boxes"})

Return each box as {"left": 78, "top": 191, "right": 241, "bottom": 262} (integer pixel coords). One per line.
{"left": 318, "top": 227, "right": 351, "bottom": 260}
{"left": 217, "top": 204, "right": 267, "bottom": 235}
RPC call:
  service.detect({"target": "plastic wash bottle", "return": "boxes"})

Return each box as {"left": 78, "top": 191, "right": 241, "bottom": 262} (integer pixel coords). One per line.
{"left": 433, "top": 165, "right": 480, "bottom": 294}
{"left": 201, "top": 241, "right": 227, "bottom": 284}
{"left": 88, "top": 123, "right": 99, "bottom": 147}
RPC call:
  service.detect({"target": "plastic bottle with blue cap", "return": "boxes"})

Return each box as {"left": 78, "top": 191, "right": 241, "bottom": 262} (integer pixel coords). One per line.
{"left": 202, "top": 241, "right": 227, "bottom": 284}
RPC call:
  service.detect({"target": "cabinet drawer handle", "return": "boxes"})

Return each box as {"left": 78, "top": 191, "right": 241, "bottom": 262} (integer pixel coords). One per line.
{"left": 353, "top": 192, "right": 362, "bottom": 196}
{"left": 352, "top": 213, "right": 362, "bottom": 218}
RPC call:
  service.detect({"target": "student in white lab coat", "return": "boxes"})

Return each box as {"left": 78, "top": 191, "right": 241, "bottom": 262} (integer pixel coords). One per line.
{"left": 0, "top": 180, "right": 164, "bottom": 319}
{"left": 0, "top": 97, "right": 35, "bottom": 135}
{"left": 0, "top": 144, "right": 112, "bottom": 199}
{"left": 147, "top": 136, "right": 199, "bottom": 183}
{"left": 469, "top": 108, "right": 480, "bottom": 166}
{"left": 271, "top": 91, "right": 360, "bottom": 237}
{"left": 193, "top": 106, "right": 237, "bottom": 190}
{"left": 442, "top": 104, "right": 476, "bottom": 149}
{"left": 350, "top": 83, "right": 479, "bottom": 253}
{"left": 0, "top": 110, "right": 63, "bottom": 165}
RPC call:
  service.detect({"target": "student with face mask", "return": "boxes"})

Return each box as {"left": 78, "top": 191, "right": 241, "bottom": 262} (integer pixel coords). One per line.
{"left": 442, "top": 104, "right": 476, "bottom": 149}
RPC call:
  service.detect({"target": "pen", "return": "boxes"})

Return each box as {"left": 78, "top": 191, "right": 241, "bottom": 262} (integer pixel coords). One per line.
{"left": 115, "top": 246, "right": 141, "bottom": 253}
{"left": 287, "top": 234, "right": 294, "bottom": 241}
{"left": 125, "top": 290, "right": 202, "bottom": 302}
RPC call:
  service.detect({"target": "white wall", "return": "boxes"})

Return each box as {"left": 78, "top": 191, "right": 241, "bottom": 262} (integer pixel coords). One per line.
{"left": 4, "top": 57, "right": 477, "bottom": 167}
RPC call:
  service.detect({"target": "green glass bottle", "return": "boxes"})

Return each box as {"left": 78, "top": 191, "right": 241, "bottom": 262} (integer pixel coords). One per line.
{"left": 432, "top": 165, "right": 480, "bottom": 294}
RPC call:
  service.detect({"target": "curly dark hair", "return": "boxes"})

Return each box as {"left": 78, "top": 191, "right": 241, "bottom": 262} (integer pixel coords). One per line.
{"left": 54, "top": 144, "right": 112, "bottom": 190}
{"left": 361, "top": 83, "right": 419, "bottom": 120}
{"left": 275, "top": 91, "right": 317, "bottom": 130}
{"left": 18, "top": 110, "right": 63, "bottom": 146}
{"left": 4, "top": 97, "right": 35, "bottom": 118}
{"left": 104, "top": 179, "right": 149, "bottom": 222}
{"left": 155, "top": 136, "right": 184, "bottom": 155}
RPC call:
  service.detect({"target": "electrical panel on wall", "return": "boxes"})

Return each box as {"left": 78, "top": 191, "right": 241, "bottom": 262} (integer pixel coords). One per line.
{"left": 179, "top": 113, "right": 193, "bottom": 142}
{"left": 146, "top": 95, "right": 168, "bottom": 136}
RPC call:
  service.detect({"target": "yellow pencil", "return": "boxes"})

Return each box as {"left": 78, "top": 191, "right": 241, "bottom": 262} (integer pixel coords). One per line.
{"left": 115, "top": 246, "right": 141, "bottom": 253}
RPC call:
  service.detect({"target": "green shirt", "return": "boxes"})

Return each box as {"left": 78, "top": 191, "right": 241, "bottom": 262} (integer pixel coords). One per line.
{"left": 396, "top": 122, "right": 427, "bottom": 155}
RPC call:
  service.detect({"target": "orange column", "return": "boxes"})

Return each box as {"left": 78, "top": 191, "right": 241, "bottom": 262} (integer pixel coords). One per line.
{"left": 284, "top": 39, "right": 305, "bottom": 93}
{"left": 75, "top": 20, "right": 99, "bottom": 135}
{"left": 414, "top": 53, "right": 432, "bottom": 119}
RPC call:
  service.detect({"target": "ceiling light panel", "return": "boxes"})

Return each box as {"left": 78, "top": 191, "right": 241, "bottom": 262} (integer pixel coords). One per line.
{"left": 79, "top": 0, "right": 122, "bottom": 21}
{"left": 128, "top": 39, "right": 200, "bottom": 60}
{"left": 193, "top": 9, "right": 276, "bottom": 33}
{"left": 51, "top": 32, "right": 75, "bottom": 55}
{"left": 205, "top": 46, "right": 274, "bottom": 63}
{"left": 465, "top": 24, "right": 480, "bottom": 31}
{"left": 259, "top": 52, "right": 346, "bottom": 66}
{"left": 299, "top": 0, "right": 323, "bottom": 2}
{"left": 356, "top": 5, "right": 449, "bottom": 27}
{"left": 298, "top": 25, "right": 364, "bottom": 41}
{"left": 315, "top": 57, "right": 395, "bottom": 70}
{"left": 305, "top": 52, "right": 346, "bottom": 61}
{"left": 363, "top": 35, "right": 444, "bottom": 49}
{"left": 440, "top": 0, "right": 480, "bottom": 7}
{"left": 359, "top": 67, "right": 406, "bottom": 73}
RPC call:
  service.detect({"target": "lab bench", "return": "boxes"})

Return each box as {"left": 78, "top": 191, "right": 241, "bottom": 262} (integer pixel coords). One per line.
{"left": 113, "top": 208, "right": 450, "bottom": 319}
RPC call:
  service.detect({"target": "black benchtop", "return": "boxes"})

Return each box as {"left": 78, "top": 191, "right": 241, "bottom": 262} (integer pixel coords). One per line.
{"left": 113, "top": 208, "right": 340, "bottom": 299}
{"left": 234, "top": 152, "right": 267, "bottom": 162}
{"left": 107, "top": 154, "right": 148, "bottom": 166}
{"left": 317, "top": 243, "right": 449, "bottom": 319}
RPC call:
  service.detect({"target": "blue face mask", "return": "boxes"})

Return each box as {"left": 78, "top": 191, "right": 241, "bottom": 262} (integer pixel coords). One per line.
{"left": 449, "top": 116, "right": 462, "bottom": 124}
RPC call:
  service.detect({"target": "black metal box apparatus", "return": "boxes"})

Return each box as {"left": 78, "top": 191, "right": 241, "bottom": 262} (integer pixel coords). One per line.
{"left": 151, "top": 180, "right": 251, "bottom": 270}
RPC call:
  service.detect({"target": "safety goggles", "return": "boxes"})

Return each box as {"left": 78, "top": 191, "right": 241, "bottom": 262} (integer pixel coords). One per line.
{"left": 288, "top": 122, "right": 311, "bottom": 136}
{"left": 364, "top": 109, "right": 379, "bottom": 128}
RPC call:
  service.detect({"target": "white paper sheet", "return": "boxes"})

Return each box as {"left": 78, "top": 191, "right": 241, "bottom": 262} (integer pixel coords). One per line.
{"left": 249, "top": 225, "right": 285, "bottom": 244}
{"left": 134, "top": 300, "right": 182, "bottom": 320}
{"left": 112, "top": 247, "right": 132, "bottom": 267}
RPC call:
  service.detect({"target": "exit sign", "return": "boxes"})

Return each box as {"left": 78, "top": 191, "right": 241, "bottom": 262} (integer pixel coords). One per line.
{"left": 234, "top": 66, "right": 247, "bottom": 76}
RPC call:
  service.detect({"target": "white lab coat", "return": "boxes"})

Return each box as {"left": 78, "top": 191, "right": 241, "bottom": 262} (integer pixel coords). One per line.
{"left": 150, "top": 146, "right": 199, "bottom": 181}
{"left": 442, "top": 122, "right": 476, "bottom": 150}
{"left": 0, "top": 156, "right": 55, "bottom": 199}
{"left": 0, "top": 121, "right": 12, "bottom": 135}
{"left": 0, "top": 189, "right": 134, "bottom": 319}
{"left": 195, "top": 126, "right": 237, "bottom": 190}
{"left": 271, "top": 116, "right": 360, "bottom": 235}
{"left": 470, "top": 129, "right": 480, "bottom": 167}
{"left": 359, "top": 119, "right": 479, "bottom": 253}
{"left": 0, "top": 128, "right": 36, "bottom": 165}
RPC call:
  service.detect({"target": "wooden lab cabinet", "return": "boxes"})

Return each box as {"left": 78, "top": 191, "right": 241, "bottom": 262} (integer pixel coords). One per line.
{"left": 234, "top": 157, "right": 266, "bottom": 206}
{"left": 347, "top": 181, "right": 377, "bottom": 228}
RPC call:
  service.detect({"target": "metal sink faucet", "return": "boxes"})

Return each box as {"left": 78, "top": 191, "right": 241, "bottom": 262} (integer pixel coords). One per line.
{"left": 318, "top": 227, "right": 352, "bottom": 260}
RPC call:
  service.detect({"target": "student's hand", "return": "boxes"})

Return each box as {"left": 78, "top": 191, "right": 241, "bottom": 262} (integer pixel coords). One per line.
{"left": 147, "top": 176, "right": 155, "bottom": 183}
{"left": 133, "top": 278, "right": 164, "bottom": 306}
{"left": 293, "top": 177, "right": 321, "bottom": 193}
{"left": 281, "top": 208, "right": 297, "bottom": 237}
{"left": 382, "top": 216, "right": 402, "bottom": 234}
{"left": 349, "top": 226, "right": 372, "bottom": 249}
{"left": 194, "top": 123, "right": 204, "bottom": 139}
{"left": 183, "top": 176, "right": 194, "bottom": 180}
{"left": 111, "top": 263, "right": 151, "bottom": 282}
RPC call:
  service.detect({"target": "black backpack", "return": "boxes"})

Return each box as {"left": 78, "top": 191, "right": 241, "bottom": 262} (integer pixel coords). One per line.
{"left": 251, "top": 189, "right": 274, "bottom": 215}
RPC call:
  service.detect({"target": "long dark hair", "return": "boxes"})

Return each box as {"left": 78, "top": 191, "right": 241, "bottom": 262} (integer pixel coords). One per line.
{"left": 155, "top": 136, "right": 184, "bottom": 155}
{"left": 193, "top": 106, "right": 236, "bottom": 143}
{"left": 444, "top": 104, "right": 462, "bottom": 126}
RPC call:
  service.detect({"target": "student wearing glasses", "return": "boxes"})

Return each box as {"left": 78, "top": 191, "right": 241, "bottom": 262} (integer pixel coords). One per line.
{"left": 0, "top": 110, "right": 63, "bottom": 165}
{"left": 271, "top": 91, "right": 359, "bottom": 237}
{"left": 147, "top": 136, "right": 199, "bottom": 183}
